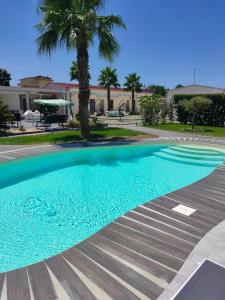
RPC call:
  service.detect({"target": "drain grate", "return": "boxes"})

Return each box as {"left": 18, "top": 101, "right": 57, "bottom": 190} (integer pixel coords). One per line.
{"left": 172, "top": 204, "right": 196, "bottom": 216}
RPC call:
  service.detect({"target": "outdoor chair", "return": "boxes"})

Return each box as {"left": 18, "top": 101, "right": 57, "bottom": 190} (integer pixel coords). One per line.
{"left": 36, "top": 114, "right": 68, "bottom": 131}
{"left": 13, "top": 113, "right": 22, "bottom": 127}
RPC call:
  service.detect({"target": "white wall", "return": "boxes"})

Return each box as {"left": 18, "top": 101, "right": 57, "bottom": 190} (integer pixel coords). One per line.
{"left": 70, "top": 88, "right": 153, "bottom": 113}
{"left": 0, "top": 93, "right": 21, "bottom": 112}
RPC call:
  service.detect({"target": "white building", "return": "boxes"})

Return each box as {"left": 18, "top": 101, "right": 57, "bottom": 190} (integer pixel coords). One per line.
{"left": 167, "top": 84, "right": 225, "bottom": 102}
{"left": 0, "top": 76, "right": 153, "bottom": 114}
{"left": 0, "top": 85, "right": 64, "bottom": 113}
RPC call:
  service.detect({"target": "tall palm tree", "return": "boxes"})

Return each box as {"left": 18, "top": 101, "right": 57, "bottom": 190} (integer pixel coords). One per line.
{"left": 98, "top": 67, "right": 120, "bottom": 111}
{"left": 36, "top": 0, "right": 126, "bottom": 138}
{"left": 124, "top": 73, "right": 143, "bottom": 114}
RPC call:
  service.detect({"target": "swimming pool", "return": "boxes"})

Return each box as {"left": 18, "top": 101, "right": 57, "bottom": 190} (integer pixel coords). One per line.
{"left": 0, "top": 143, "right": 224, "bottom": 272}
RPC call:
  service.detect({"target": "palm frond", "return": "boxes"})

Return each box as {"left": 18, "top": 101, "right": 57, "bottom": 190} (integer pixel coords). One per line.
{"left": 36, "top": 29, "right": 60, "bottom": 55}
{"left": 97, "top": 15, "right": 126, "bottom": 61}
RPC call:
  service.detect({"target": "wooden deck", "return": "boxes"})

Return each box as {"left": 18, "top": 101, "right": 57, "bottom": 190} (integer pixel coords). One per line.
{"left": 1, "top": 138, "right": 225, "bottom": 299}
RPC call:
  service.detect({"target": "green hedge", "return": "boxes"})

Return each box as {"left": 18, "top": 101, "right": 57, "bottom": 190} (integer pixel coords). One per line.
{"left": 173, "top": 94, "right": 225, "bottom": 126}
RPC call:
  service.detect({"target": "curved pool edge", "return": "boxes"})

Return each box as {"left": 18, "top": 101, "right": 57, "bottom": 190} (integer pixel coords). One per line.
{"left": 1, "top": 137, "right": 225, "bottom": 300}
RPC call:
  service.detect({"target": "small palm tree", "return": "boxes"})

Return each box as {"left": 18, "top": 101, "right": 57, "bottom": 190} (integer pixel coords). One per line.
{"left": 69, "top": 61, "right": 79, "bottom": 82}
{"left": 124, "top": 73, "right": 143, "bottom": 114}
{"left": 98, "top": 67, "right": 120, "bottom": 111}
{"left": 36, "top": 0, "right": 126, "bottom": 138}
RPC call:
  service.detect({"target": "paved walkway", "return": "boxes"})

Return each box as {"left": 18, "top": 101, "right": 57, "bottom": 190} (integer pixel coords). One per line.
{"left": 115, "top": 124, "right": 225, "bottom": 140}
{"left": 1, "top": 137, "right": 225, "bottom": 299}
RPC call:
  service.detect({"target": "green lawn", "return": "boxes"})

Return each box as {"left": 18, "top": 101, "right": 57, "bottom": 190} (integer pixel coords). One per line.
{"left": 0, "top": 128, "right": 148, "bottom": 145}
{"left": 147, "top": 123, "right": 225, "bottom": 137}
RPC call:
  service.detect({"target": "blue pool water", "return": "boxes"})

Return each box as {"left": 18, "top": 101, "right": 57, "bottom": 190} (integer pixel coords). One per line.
{"left": 0, "top": 143, "right": 225, "bottom": 272}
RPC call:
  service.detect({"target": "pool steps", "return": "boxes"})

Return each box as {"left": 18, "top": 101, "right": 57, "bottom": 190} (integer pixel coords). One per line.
{"left": 156, "top": 145, "right": 225, "bottom": 167}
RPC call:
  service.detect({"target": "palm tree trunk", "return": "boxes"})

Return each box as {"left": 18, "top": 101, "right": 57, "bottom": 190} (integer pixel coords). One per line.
{"left": 131, "top": 89, "right": 135, "bottom": 114}
{"left": 77, "top": 33, "right": 90, "bottom": 138}
{"left": 107, "top": 86, "right": 111, "bottom": 111}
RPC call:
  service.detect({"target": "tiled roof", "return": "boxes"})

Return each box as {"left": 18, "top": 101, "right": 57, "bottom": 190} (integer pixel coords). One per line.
{"left": 20, "top": 76, "right": 53, "bottom": 81}
{"left": 45, "top": 82, "right": 79, "bottom": 90}
{"left": 45, "top": 82, "right": 153, "bottom": 93}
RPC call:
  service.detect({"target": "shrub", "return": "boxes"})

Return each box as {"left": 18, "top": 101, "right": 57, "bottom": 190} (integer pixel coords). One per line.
{"left": 174, "top": 94, "right": 225, "bottom": 126}
{"left": 68, "top": 119, "right": 80, "bottom": 128}
{"left": 139, "top": 94, "right": 161, "bottom": 125}
{"left": 180, "top": 96, "right": 212, "bottom": 129}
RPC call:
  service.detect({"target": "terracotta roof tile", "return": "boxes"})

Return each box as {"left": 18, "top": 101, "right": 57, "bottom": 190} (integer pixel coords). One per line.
{"left": 45, "top": 82, "right": 153, "bottom": 93}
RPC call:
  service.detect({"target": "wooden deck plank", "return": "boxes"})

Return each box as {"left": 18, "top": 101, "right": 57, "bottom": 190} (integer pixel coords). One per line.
{"left": 174, "top": 190, "right": 225, "bottom": 213}
{"left": 63, "top": 248, "right": 141, "bottom": 300}
{"left": 146, "top": 201, "right": 212, "bottom": 231}
{"left": 125, "top": 211, "right": 200, "bottom": 244}
{"left": 152, "top": 197, "right": 220, "bottom": 226}
{"left": 7, "top": 268, "right": 30, "bottom": 300}
{"left": 27, "top": 262, "right": 57, "bottom": 300}
{"left": 77, "top": 241, "right": 164, "bottom": 299}
{"left": 189, "top": 185, "right": 225, "bottom": 200}
{"left": 164, "top": 193, "right": 225, "bottom": 220}
{"left": 88, "top": 233, "right": 176, "bottom": 283}
{"left": 103, "top": 222, "right": 188, "bottom": 260}
{"left": 116, "top": 216, "right": 194, "bottom": 253}
{"left": 134, "top": 206, "right": 206, "bottom": 237}
{"left": 201, "top": 176, "right": 225, "bottom": 186}
{"left": 192, "top": 187, "right": 225, "bottom": 203}
{"left": 99, "top": 228, "right": 183, "bottom": 271}
{"left": 198, "top": 181, "right": 225, "bottom": 192}
{"left": 0, "top": 274, "right": 5, "bottom": 298}
{"left": 46, "top": 255, "right": 97, "bottom": 300}
{"left": 180, "top": 187, "right": 225, "bottom": 205}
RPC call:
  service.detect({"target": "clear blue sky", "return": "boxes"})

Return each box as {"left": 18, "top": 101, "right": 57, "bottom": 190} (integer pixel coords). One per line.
{"left": 1, "top": 0, "right": 225, "bottom": 88}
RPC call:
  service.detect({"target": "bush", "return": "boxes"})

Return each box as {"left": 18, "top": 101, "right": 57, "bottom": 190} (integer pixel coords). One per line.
{"left": 174, "top": 94, "right": 225, "bottom": 126}
{"left": 139, "top": 95, "right": 160, "bottom": 125}
{"left": 68, "top": 119, "right": 80, "bottom": 128}
{"left": 180, "top": 96, "right": 212, "bottom": 129}
{"left": 139, "top": 94, "right": 166, "bottom": 125}
{"left": 0, "top": 100, "right": 12, "bottom": 128}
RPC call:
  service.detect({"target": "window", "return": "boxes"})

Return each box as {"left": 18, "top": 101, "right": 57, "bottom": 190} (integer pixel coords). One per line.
{"left": 90, "top": 99, "right": 96, "bottom": 114}
{"left": 99, "top": 99, "right": 104, "bottom": 110}
{"left": 109, "top": 99, "right": 114, "bottom": 110}
{"left": 19, "top": 95, "right": 27, "bottom": 112}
